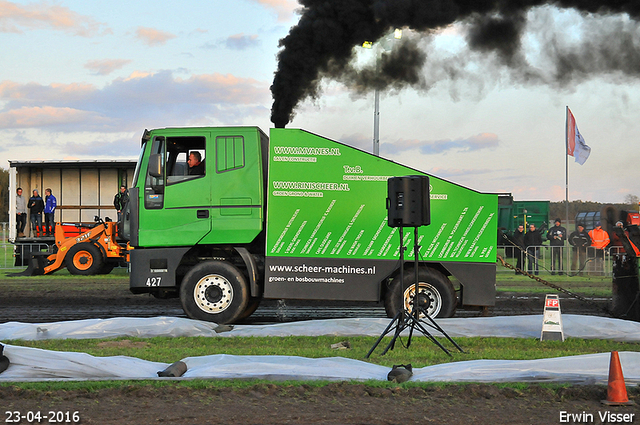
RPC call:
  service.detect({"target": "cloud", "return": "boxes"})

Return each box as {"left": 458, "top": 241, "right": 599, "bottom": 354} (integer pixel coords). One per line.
{"left": 0, "top": 70, "right": 270, "bottom": 132}
{"left": 0, "top": 0, "right": 110, "bottom": 36}
{"left": 338, "top": 132, "right": 373, "bottom": 152}
{"left": 0, "top": 106, "right": 107, "bottom": 129}
{"left": 84, "top": 59, "right": 132, "bottom": 76}
{"left": 57, "top": 137, "right": 140, "bottom": 158}
{"left": 135, "top": 27, "right": 177, "bottom": 46}
{"left": 381, "top": 133, "right": 500, "bottom": 155}
{"left": 225, "top": 33, "right": 260, "bottom": 50}
{"left": 200, "top": 33, "right": 261, "bottom": 51}
{"left": 249, "top": 0, "right": 298, "bottom": 22}
{"left": 427, "top": 167, "right": 495, "bottom": 179}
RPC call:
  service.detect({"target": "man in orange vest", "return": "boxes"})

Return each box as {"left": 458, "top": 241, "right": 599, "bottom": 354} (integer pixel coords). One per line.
{"left": 588, "top": 221, "right": 609, "bottom": 275}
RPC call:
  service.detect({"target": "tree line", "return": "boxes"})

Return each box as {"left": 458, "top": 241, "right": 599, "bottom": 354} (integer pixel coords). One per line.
{"left": 549, "top": 196, "right": 639, "bottom": 223}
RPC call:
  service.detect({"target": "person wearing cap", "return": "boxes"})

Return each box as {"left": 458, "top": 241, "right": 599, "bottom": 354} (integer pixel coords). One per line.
{"left": 546, "top": 218, "right": 566, "bottom": 275}
{"left": 568, "top": 223, "right": 591, "bottom": 275}
{"left": 588, "top": 221, "right": 609, "bottom": 275}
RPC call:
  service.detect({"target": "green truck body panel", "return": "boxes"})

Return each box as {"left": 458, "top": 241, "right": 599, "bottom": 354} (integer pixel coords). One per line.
{"left": 129, "top": 126, "right": 497, "bottom": 308}
{"left": 263, "top": 129, "right": 497, "bottom": 301}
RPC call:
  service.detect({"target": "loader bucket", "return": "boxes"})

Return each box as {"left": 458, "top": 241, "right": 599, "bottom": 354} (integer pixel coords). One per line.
{"left": 7, "top": 252, "right": 49, "bottom": 277}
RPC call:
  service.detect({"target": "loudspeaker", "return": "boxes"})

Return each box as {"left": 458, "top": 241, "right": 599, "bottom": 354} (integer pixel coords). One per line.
{"left": 387, "top": 176, "right": 430, "bottom": 227}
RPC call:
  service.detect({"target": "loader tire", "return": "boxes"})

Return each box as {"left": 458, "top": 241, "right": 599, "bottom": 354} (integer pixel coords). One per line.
{"left": 66, "top": 243, "right": 104, "bottom": 275}
{"left": 97, "top": 263, "right": 115, "bottom": 275}
{"left": 180, "top": 261, "right": 249, "bottom": 324}
{"left": 384, "top": 267, "right": 456, "bottom": 319}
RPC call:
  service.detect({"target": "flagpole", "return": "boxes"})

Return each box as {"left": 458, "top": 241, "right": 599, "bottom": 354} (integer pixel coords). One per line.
{"left": 565, "top": 106, "right": 569, "bottom": 227}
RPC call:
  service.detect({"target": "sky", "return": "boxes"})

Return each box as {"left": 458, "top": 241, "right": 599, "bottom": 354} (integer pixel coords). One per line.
{"left": 1, "top": 0, "right": 639, "bottom": 204}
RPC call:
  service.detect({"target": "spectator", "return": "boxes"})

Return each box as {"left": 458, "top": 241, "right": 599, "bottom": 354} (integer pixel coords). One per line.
{"left": 16, "top": 187, "right": 27, "bottom": 237}
{"left": 28, "top": 189, "right": 44, "bottom": 237}
{"left": 187, "top": 151, "right": 205, "bottom": 175}
{"left": 524, "top": 223, "right": 542, "bottom": 275}
{"left": 113, "top": 185, "right": 129, "bottom": 222}
{"left": 511, "top": 224, "right": 526, "bottom": 274}
{"left": 568, "top": 223, "right": 591, "bottom": 275}
{"left": 588, "top": 221, "right": 610, "bottom": 275}
{"left": 546, "top": 218, "right": 566, "bottom": 275}
{"left": 44, "top": 188, "right": 57, "bottom": 236}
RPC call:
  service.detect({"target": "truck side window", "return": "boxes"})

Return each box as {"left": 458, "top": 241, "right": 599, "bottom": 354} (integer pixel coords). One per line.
{"left": 144, "top": 137, "right": 165, "bottom": 209}
{"left": 166, "top": 136, "right": 206, "bottom": 183}
{"left": 216, "top": 136, "right": 244, "bottom": 172}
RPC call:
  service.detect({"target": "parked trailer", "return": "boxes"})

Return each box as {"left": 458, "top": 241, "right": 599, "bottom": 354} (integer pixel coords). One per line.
{"left": 8, "top": 160, "right": 136, "bottom": 266}
{"left": 497, "top": 194, "right": 549, "bottom": 243}
{"left": 123, "top": 127, "right": 498, "bottom": 324}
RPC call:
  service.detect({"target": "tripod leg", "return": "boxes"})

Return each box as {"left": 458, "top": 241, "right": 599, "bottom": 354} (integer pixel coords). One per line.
{"left": 406, "top": 318, "right": 416, "bottom": 349}
{"left": 418, "top": 308, "right": 464, "bottom": 353}
{"left": 409, "top": 315, "right": 452, "bottom": 356}
{"left": 365, "top": 309, "right": 404, "bottom": 358}
{"left": 380, "top": 310, "right": 410, "bottom": 355}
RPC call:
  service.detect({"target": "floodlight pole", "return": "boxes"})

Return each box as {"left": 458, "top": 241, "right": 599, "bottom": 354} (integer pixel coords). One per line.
{"left": 373, "top": 88, "right": 380, "bottom": 156}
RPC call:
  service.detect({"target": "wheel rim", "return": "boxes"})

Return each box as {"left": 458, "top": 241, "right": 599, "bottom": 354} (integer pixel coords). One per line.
{"left": 403, "top": 282, "right": 442, "bottom": 318}
{"left": 193, "top": 274, "right": 233, "bottom": 313}
{"left": 72, "top": 250, "right": 93, "bottom": 271}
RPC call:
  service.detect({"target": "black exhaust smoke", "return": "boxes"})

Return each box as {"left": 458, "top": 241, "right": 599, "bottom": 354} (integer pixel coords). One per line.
{"left": 270, "top": 0, "right": 640, "bottom": 128}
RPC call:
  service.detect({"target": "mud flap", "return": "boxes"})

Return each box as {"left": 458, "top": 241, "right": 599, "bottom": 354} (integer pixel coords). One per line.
{"left": 7, "top": 252, "right": 50, "bottom": 277}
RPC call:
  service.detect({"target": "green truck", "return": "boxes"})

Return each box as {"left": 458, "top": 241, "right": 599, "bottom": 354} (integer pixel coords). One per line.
{"left": 123, "top": 127, "right": 498, "bottom": 324}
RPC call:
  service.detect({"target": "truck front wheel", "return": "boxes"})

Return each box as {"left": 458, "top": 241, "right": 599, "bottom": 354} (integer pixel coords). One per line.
{"left": 180, "top": 261, "right": 249, "bottom": 324}
{"left": 384, "top": 267, "right": 457, "bottom": 319}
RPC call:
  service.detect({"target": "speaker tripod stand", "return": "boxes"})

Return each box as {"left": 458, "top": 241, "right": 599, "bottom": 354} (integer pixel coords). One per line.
{"left": 365, "top": 226, "right": 464, "bottom": 358}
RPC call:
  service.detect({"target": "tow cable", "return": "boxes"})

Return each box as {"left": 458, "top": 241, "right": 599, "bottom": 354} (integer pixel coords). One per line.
{"left": 496, "top": 254, "right": 614, "bottom": 317}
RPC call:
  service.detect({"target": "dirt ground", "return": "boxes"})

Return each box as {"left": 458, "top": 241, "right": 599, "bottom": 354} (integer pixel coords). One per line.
{"left": 1, "top": 279, "right": 637, "bottom": 424}
{"left": 2, "top": 383, "right": 638, "bottom": 425}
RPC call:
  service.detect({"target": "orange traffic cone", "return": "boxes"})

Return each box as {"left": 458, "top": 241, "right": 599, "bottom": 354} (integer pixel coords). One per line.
{"left": 601, "top": 351, "right": 635, "bottom": 406}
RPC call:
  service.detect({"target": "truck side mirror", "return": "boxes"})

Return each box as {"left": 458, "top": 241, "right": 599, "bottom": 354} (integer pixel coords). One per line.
{"left": 148, "top": 154, "right": 163, "bottom": 178}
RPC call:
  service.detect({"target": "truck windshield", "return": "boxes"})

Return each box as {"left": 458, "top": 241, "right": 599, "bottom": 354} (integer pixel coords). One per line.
{"left": 131, "top": 142, "right": 146, "bottom": 188}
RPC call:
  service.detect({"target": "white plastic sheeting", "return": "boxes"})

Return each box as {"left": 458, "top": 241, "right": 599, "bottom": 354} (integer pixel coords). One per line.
{"left": 1, "top": 315, "right": 639, "bottom": 342}
{"left": 1, "top": 345, "right": 639, "bottom": 384}
{"left": 0, "top": 317, "right": 221, "bottom": 341}
{"left": 1, "top": 315, "right": 639, "bottom": 382}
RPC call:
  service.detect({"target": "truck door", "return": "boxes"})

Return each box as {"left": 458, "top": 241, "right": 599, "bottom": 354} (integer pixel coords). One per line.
{"left": 139, "top": 132, "right": 212, "bottom": 247}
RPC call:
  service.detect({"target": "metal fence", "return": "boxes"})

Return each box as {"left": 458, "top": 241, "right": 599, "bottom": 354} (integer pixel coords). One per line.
{"left": 0, "top": 222, "right": 53, "bottom": 269}
{"left": 498, "top": 244, "right": 622, "bottom": 276}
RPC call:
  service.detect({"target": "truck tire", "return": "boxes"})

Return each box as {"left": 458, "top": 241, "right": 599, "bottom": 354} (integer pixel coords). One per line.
{"left": 180, "top": 261, "right": 249, "bottom": 324}
{"left": 384, "top": 267, "right": 456, "bottom": 319}
{"left": 236, "top": 297, "right": 262, "bottom": 322}
{"left": 66, "top": 243, "right": 104, "bottom": 275}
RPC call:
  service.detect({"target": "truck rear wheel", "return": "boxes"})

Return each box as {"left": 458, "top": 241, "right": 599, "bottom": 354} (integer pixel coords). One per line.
{"left": 66, "top": 243, "right": 104, "bottom": 275}
{"left": 384, "top": 267, "right": 456, "bottom": 319}
{"left": 180, "top": 261, "right": 249, "bottom": 324}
